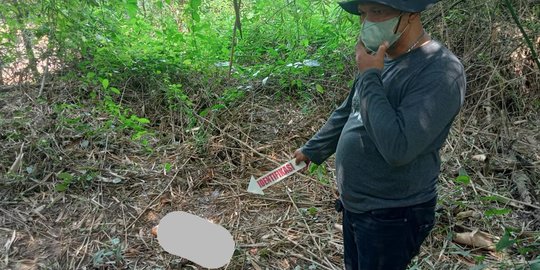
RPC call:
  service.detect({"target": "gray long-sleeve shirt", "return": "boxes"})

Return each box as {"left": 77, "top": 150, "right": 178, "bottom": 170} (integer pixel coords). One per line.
{"left": 301, "top": 40, "right": 466, "bottom": 213}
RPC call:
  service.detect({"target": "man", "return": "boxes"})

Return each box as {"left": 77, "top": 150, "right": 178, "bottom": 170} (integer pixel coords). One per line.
{"left": 294, "top": 0, "right": 466, "bottom": 269}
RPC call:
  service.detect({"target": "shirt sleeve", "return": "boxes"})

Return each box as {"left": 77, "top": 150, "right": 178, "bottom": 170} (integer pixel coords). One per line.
{"left": 359, "top": 65, "right": 465, "bottom": 167}
{"left": 300, "top": 82, "right": 356, "bottom": 165}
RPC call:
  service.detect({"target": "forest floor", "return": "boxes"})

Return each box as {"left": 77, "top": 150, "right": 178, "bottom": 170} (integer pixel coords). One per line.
{"left": 0, "top": 75, "right": 539, "bottom": 270}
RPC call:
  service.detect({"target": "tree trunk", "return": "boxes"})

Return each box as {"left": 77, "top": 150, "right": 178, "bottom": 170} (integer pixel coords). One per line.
{"left": 13, "top": 0, "right": 40, "bottom": 81}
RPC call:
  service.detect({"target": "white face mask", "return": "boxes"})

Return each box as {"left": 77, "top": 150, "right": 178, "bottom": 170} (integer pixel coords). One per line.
{"left": 360, "top": 14, "right": 407, "bottom": 52}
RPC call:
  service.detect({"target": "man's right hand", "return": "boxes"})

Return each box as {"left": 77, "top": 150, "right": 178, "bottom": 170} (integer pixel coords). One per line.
{"left": 293, "top": 148, "right": 310, "bottom": 165}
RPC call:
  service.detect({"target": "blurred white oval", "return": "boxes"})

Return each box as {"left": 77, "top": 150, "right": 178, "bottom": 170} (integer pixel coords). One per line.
{"left": 157, "top": 211, "right": 235, "bottom": 269}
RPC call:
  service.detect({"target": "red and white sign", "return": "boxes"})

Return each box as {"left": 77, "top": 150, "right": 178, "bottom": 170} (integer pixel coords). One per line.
{"left": 247, "top": 159, "right": 306, "bottom": 195}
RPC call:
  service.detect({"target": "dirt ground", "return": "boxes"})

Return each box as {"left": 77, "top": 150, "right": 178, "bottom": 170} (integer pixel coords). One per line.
{"left": 0, "top": 76, "right": 539, "bottom": 269}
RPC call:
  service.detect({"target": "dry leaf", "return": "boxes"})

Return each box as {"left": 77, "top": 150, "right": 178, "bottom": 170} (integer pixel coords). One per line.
{"left": 456, "top": 210, "right": 482, "bottom": 219}
{"left": 124, "top": 248, "right": 141, "bottom": 257}
{"left": 145, "top": 210, "right": 159, "bottom": 222}
{"left": 8, "top": 152, "right": 24, "bottom": 174}
{"left": 453, "top": 229, "right": 496, "bottom": 251}
{"left": 160, "top": 194, "right": 172, "bottom": 205}
{"left": 472, "top": 154, "right": 487, "bottom": 162}
{"left": 151, "top": 225, "right": 158, "bottom": 237}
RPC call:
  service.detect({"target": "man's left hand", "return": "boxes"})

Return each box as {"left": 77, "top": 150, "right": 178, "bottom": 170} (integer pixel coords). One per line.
{"left": 356, "top": 41, "right": 388, "bottom": 74}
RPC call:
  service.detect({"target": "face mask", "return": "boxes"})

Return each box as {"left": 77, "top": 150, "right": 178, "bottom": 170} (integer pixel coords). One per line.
{"left": 360, "top": 14, "right": 404, "bottom": 53}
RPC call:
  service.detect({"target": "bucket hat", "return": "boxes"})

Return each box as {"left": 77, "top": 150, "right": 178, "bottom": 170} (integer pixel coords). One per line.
{"left": 338, "top": 0, "right": 441, "bottom": 15}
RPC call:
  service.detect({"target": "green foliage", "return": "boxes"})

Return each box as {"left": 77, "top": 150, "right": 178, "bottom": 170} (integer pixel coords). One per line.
{"left": 307, "top": 206, "right": 318, "bottom": 216}
{"left": 308, "top": 163, "right": 330, "bottom": 185}
{"left": 194, "top": 128, "right": 209, "bottom": 154}
{"left": 484, "top": 208, "right": 511, "bottom": 217}
{"left": 480, "top": 196, "right": 507, "bottom": 203}
{"left": 84, "top": 72, "right": 152, "bottom": 145}
{"left": 166, "top": 82, "right": 197, "bottom": 128}
{"left": 92, "top": 237, "right": 124, "bottom": 267}
{"left": 532, "top": 259, "right": 540, "bottom": 270}
{"left": 125, "top": 0, "right": 138, "bottom": 19}
{"left": 300, "top": 206, "right": 319, "bottom": 217}
{"left": 454, "top": 167, "right": 470, "bottom": 185}
{"left": 55, "top": 170, "right": 96, "bottom": 192}
{"left": 163, "top": 162, "right": 172, "bottom": 173}
{"left": 496, "top": 228, "right": 516, "bottom": 252}
{"left": 188, "top": 0, "right": 202, "bottom": 23}
{"left": 55, "top": 172, "right": 73, "bottom": 192}
{"left": 220, "top": 88, "right": 245, "bottom": 106}
{"left": 2, "top": 0, "right": 361, "bottom": 149}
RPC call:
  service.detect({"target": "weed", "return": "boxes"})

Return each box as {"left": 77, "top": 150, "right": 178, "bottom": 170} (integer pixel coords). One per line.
{"left": 308, "top": 163, "right": 330, "bottom": 185}
{"left": 92, "top": 237, "right": 124, "bottom": 268}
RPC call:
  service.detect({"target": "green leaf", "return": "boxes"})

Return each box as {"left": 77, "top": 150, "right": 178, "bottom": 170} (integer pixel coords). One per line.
{"left": 484, "top": 208, "right": 511, "bottom": 217}
{"left": 454, "top": 167, "right": 470, "bottom": 184}
{"left": 308, "top": 163, "right": 319, "bottom": 174}
{"left": 109, "top": 87, "right": 120, "bottom": 95}
{"left": 164, "top": 163, "right": 172, "bottom": 172}
{"left": 101, "top": 79, "right": 109, "bottom": 90}
{"left": 473, "top": 255, "right": 486, "bottom": 264}
{"left": 454, "top": 175, "right": 470, "bottom": 184}
{"left": 56, "top": 172, "right": 74, "bottom": 192}
{"left": 135, "top": 117, "right": 150, "bottom": 124}
{"left": 198, "top": 108, "right": 210, "bottom": 117}
{"left": 315, "top": 84, "right": 324, "bottom": 94}
{"left": 132, "top": 131, "right": 147, "bottom": 140}
{"left": 307, "top": 206, "right": 318, "bottom": 216}
{"left": 496, "top": 229, "right": 516, "bottom": 251}
{"left": 211, "top": 104, "right": 226, "bottom": 111}
{"left": 55, "top": 183, "right": 68, "bottom": 192}
{"left": 531, "top": 257, "right": 540, "bottom": 270}
{"left": 189, "top": 0, "right": 202, "bottom": 22}
{"left": 58, "top": 172, "right": 73, "bottom": 181}
{"left": 480, "top": 196, "right": 507, "bottom": 203}
{"left": 126, "top": 0, "right": 138, "bottom": 18}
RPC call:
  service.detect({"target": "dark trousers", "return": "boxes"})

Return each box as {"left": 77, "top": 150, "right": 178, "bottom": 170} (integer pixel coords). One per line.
{"left": 342, "top": 197, "right": 436, "bottom": 270}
